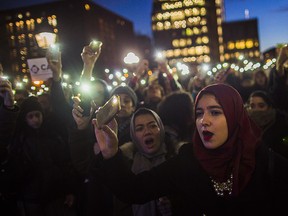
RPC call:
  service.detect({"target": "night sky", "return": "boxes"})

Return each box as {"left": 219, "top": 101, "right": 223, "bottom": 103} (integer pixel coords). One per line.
{"left": 0, "top": 0, "right": 287, "bottom": 52}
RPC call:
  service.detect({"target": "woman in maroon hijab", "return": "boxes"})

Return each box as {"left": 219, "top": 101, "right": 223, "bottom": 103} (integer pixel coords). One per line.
{"left": 91, "top": 83, "right": 288, "bottom": 215}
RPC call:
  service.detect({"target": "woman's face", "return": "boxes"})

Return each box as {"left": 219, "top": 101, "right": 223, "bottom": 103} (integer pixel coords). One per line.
{"left": 146, "top": 84, "right": 162, "bottom": 102}
{"left": 25, "top": 111, "right": 43, "bottom": 129}
{"left": 134, "top": 114, "right": 161, "bottom": 154}
{"left": 248, "top": 96, "right": 269, "bottom": 111}
{"left": 254, "top": 73, "right": 266, "bottom": 86}
{"left": 195, "top": 94, "right": 228, "bottom": 149}
{"left": 117, "top": 93, "right": 135, "bottom": 118}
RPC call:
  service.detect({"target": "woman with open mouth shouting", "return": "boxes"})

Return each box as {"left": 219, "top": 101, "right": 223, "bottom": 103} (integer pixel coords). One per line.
{"left": 92, "top": 83, "right": 288, "bottom": 215}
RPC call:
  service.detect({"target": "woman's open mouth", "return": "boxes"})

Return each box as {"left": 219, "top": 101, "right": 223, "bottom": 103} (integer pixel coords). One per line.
{"left": 202, "top": 131, "right": 213, "bottom": 141}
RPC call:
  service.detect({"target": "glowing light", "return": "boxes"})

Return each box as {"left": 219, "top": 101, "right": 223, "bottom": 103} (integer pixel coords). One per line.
{"left": 124, "top": 52, "right": 139, "bottom": 64}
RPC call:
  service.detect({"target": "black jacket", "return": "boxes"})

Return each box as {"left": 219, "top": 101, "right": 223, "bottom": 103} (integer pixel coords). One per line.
{"left": 92, "top": 143, "right": 288, "bottom": 215}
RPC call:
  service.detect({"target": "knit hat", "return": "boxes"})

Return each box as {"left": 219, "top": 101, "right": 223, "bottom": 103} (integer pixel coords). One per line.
{"left": 19, "top": 96, "right": 44, "bottom": 118}
{"left": 110, "top": 85, "right": 138, "bottom": 106}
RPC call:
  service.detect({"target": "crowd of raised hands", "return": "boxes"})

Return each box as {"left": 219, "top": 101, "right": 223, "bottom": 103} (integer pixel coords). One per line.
{"left": 1, "top": 43, "right": 288, "bottom": 216}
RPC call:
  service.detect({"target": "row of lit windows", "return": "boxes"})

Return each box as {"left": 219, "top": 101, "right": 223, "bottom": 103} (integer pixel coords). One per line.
{"left": 9, "top": 33, "right": 35, "bottom": 47}
{"left": 161, "top": 0, "right": 205, "bottom": 10}
{"left": 153, "top": 8, "right": 207, "bottom": 21}
{"left": 183, "top": 55, "right": 210, "bottom": 63}
{"left": 6, "top": 16, "right": 57, "bottom": 34}
{"left": 224, "top": 51, "right": 260, "bottom": 60}
{"left": 227, "top": 39, "right": 259, "bottom": 50}
{"left": 164, "top": 45, "right": 210, "bottom": 58}
{"left": 186, "top": 25, "right": 208, "bottom": 35}
{"left": 172, "top": 36, "right": 209, "bottom": 47}
{"left": 153, "top": 20, "right": 208, "bottom": 31}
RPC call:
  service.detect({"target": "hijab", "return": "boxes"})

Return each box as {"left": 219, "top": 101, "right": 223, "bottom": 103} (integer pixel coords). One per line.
{"left": 193, "top": 83, "right": 262, "bottom": 196}
{"left": 130, "top": 108, "right": 170, "bottom": 216}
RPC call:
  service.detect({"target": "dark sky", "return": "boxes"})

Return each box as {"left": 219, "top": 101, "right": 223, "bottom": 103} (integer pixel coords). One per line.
{"left": 0, "top": 0, "right": 287, "bottom": 51}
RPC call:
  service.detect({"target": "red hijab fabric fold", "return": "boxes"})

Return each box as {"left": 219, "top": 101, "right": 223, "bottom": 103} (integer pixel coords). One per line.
{"left": 193, "top": 83, "right": 262, "bottom": 196}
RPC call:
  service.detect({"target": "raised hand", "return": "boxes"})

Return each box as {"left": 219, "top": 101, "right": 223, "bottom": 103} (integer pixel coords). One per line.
{"left": 46, "top": 46, "right": 62, "bottom": 82}
{"left": 72, "top": 96, "right": 96, "bottom": 130}
{"left": 276, "top": 45, "right": 288, "bottom": 76}
{"left": 80, "top": 42, "right": 102, "bottom": 80}
{"left": 92, "top": 118, "right": 119, "bottom": 159}
{"left": 0, "top": 77, "right": 14, "bottom": 108}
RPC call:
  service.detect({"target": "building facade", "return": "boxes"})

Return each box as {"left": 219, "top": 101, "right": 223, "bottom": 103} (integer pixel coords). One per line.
{"left": 151, "top": 0, "right": 225, "bottom": 67}
{"left": 0, "top": 0, "right": 136, "bottom": 81}
{"left": 222, "top": 18, "right": 260, "bottom": 62}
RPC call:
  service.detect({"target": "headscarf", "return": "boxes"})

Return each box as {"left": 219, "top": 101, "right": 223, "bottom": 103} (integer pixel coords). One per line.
{"left": 130, "top": 108, "right": 166, "bottom": 173}
{"left": 129, "top": 108, "right": 170, "bottom": 216}
{"left": 192, "top": 83, "right": 262, "bottom": 196}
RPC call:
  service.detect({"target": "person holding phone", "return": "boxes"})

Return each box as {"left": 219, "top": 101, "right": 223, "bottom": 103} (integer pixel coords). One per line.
{"left": 268, "top": 44, "right": 288, "bottom": 112}
{"left": 92, "top": 83, "right": 288, "bottom": 215}
{"left": 0, "top": 77, "right": 19, "bottom": 216}
{"left": 109, "top": 85, "right": 138, "bottom": 146}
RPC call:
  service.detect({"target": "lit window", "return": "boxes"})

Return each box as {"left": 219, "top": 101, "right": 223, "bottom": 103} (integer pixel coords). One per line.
{"left": 164, "top": 21, "right": 171, "bottom": 29}
{"left": 182, "top": 48, "right": 188, "bottom": 56}
{"left": 218, "top": 36, "right": 223, "bottom": 43}
{"left": 174, "top": 49, "right": 181, "bottom": 57}
{"left": 85, "top": 4, "right": 91, "bottom": 10}
{"left": 245, "top": 39, "right": 253, "bottom": 48}
{"left": 172, "top": 39, "right": 179, "bottom": 47}
{"left": 201, "top": 26, "right": 208, "bottom": 33}
{"left": 186, "top": 28, "right": 193, "bottom": 36}
{"left": 217, "top": 26, "right": 222, "bottom": 35}
{"left": 202, "top": 36, "right": 209, "bottom": 44}
{"left": 156, "top": 13, "right": 163, "bottom": 20}
{"left": 236, "top": 40, "right": 245, "bottom": 49}
{"left": 203, "top": 46, "right": 210, "bottom": 54}
{"left": 179, "top": 39, "right": 186, "bottom": 47}
{"left": 192, "top": 8, "right": 199, "bottom": 16}
{"left": 195, "top": 46, "right": 203, "bottom": 55}
{"left": 196, "top": 37, "right": 202, "bottom": 44}
{"left": 156, "top": 22, "right": 164, "bottom": 30}
{"left": 200, "top": 18, "right": 207, "bottom": 25}
{"left": 217, "top": 18, "right": 222, "bottom": 25}
{"left": 227, "top": 42, "right": 235, "bottom": 50}
{"left": 224, "top": 53, "right": 230, "bottom": 60}
{"left": 203, "top": 55, "right": 211, "bottom": 62}
{"left": 219, "top": 45, "right": 224, "bottom": 53}
{"left": 193, "top": 27, "right": 200, "bottom": 34}
{"left": 188, "top": 47, "right": 195, "bottom": 55}
{"left": 200, "top": 8, "right": 206, "bottom": 16}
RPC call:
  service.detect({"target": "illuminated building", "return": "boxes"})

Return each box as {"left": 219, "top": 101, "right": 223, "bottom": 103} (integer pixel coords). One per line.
{"left": 0, "top": 0, "right": 135, "bottom": 80}
{"left": 152, "top": 0, "right": 225, "bottom": 66}
{"left": 222, "top": 18, "right": 260, "bottom": 62}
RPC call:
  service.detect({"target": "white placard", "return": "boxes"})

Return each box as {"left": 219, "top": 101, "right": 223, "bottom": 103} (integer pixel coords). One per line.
{"left": 27, "top": 57, "right": 53, "bottom": 81}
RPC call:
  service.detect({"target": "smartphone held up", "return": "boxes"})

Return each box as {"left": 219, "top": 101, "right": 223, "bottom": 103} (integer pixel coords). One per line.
{"left": 95, "top": 95, "right": 121, "bottom": 128}
{"left": 90, "top": 40, "right": 103, "bottom": 53}
{"left": 48, "top": 44, "right": 60, "bottom": 62}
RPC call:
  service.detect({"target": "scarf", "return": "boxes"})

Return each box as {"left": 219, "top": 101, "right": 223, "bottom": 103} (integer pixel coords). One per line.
{"left": 193, "top": 83, "right": 262, "bottom": 196}
{"left": 130, "top": 108, "right": 171, "bottom": 216}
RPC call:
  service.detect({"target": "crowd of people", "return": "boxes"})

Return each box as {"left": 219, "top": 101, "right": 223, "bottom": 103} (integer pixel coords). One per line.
{"left": 0, "top": 42, "right": 288, "bottom": 216}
